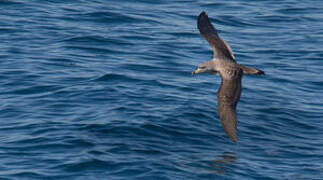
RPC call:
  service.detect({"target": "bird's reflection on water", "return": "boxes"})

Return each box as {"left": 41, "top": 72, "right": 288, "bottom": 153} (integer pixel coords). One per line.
{"left": 197, "top": 151, "right": 236, "bottom": 175}
{"left": 211, "top": 151, "right": 236, "bottom": 175}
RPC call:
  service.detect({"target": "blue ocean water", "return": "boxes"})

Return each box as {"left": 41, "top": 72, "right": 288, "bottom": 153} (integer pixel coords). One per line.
{"left": 1, "top": 0, "right": 323, "bottom": 179}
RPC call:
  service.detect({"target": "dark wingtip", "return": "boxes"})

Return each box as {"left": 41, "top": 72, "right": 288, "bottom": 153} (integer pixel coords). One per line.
{"left": 258, "top": 70, "right": 265, "bottom": 75}
{"left": 198, "top": 11, "right": 207, "bottom": 20}
{"left": 200, "top": 11, "right": 206, "bottom": 16}
{"left": 197, "top": 11, "right": 209, "bottom": 29}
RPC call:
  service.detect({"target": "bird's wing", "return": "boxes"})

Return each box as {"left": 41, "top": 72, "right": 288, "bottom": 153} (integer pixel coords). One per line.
{"left": 217, "top": 70, "right": 242, "bottom": 142}
{"left": 197, "top": 11, "right": 235, "bottom": 61}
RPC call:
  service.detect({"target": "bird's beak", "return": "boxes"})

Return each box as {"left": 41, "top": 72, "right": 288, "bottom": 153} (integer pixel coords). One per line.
{"left": 192, "top": 68, "right": 202, "bottom": 75}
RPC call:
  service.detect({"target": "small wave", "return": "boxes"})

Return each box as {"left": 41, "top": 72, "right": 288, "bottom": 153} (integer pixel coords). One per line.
{"left": 94, "top": 73, "right": 138, "bottom": 82}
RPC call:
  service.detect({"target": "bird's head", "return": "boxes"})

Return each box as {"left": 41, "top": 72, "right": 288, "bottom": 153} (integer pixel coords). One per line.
{"left": 192, "top": 61, "right": 216, "bottom": 75}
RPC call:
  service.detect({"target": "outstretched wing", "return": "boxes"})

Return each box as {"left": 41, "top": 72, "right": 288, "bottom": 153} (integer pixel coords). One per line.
{"left": 197, "top": 11, "right": 235, "bottom": 61}
{"left": 217, "top": 70, "right": 242, "bottom": 142}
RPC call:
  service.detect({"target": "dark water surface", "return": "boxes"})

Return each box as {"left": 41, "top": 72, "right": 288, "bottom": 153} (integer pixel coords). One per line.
{"left": 1, "top": 0, "right": 323, "bottom": 179}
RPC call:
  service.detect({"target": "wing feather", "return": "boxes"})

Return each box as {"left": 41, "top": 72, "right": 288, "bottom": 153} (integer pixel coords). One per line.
{"left": 197, "top": 12, "right": 235, "bottom": 61}
{"left": 217, "top": 69, "right": 242, "bottom": 142}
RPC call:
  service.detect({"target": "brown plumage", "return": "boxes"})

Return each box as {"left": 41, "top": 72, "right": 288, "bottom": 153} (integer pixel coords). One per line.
{"left": 193, "top": 11, "right": 264, "bottom": 142}
{"left": 197, "top": 11, "right": 235, "bottom": 61}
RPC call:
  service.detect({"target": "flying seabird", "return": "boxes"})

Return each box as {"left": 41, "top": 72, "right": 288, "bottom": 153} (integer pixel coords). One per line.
{"left": 193, "top": 12, "right": 264, "bottom": 142}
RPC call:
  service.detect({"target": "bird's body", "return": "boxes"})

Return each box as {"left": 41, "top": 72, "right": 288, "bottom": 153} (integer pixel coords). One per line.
{"left": 193, "top": 12, "right": 264, "bottom": 142}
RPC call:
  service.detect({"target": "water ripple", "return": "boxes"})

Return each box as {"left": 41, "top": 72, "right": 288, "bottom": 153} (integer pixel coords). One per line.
{"left": 0, "top": 0, "right": 323, "bottom": 179}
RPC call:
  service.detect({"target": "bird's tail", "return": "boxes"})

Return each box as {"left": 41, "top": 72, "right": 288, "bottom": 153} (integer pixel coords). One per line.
{"left": 239, "top": 64, "right": 264, "bottom": 75}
